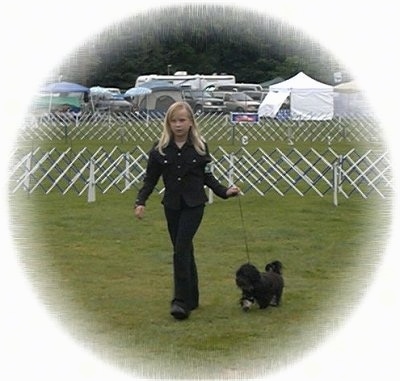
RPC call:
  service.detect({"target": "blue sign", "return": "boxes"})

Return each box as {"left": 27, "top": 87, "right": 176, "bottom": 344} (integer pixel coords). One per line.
{"left": 231, "top": 112, "right": 259, "bottom": 123}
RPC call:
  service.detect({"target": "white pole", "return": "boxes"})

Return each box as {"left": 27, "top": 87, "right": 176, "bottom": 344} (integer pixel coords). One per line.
{"left": 333, "top": 161, "right": 338, "bottom": 206}
{"left": 338, "top": 155, "right": 343, "bottom": 193}
{"left": 23, "top": 153, "right": 32, "bottom": 191}
{"left": 88, "top": 159, "right": 96, "bottom": 202}
{"left": 125, "top": 153, "right": 131, "bottom": 190}
{"left": 228, "top": 153, "right": 235, "bottom": 186}
{"left": 48, "top": 92, "right": 53, "bottom": 113}
{"left": 146, "top": 94, "right": 149, "bottom": 127}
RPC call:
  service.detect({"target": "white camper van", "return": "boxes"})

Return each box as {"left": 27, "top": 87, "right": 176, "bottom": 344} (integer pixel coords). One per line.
{"left": 135, "top": 71, "right": 236, "bottom": 90}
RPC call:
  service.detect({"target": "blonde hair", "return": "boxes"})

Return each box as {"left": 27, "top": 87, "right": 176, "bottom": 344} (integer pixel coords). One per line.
{"left": 156, "top": 101, "right": 206, "bottom": 155}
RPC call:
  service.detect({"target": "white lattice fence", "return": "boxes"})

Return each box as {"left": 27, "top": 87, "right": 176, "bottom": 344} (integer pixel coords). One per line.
{"left": 19, "top": 112, "right": 383, "bottom": 143}
{"left": 338, "top": 149, "right": 393, "bottom": 198}
{"left": 9, "top": 146, "right": 392, "bottom": 203}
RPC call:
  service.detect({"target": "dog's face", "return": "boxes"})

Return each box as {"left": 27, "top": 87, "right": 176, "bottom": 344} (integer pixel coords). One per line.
{"left": 265, "top": 260, "right": 283, "bottom": 274}
{"left": 235, "top": 263, "right": 261, "bottom": 292}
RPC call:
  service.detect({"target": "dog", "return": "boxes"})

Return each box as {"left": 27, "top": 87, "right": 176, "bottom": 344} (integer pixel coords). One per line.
{"left": 235, "top": 260, "right": 284, "bottom": 312}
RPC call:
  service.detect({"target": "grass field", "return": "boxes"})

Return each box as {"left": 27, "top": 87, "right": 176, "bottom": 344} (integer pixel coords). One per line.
{"left": 9, "top": 186, "right": 392, "bottom": 378}
{"left": 17, "top": 135, "right": 386, "bottom": 156}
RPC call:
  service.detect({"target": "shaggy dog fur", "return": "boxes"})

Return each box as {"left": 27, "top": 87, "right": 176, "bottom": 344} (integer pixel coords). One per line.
{"left": 235, "top": 260, "right": 284, "bottom": 311}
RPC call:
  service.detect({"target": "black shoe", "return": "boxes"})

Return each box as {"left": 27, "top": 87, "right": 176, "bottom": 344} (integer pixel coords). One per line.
{"left": 170, "top": 303, "right": 190, "bottom": 320}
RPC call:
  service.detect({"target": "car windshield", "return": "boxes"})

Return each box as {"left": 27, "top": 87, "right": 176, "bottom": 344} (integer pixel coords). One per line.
{"left": 106, "top": 88, "right": 121, "bottom": 94}
{"left": 192, "top": 91, "right": 212, "bottom": 98}
{"left": 232, "top": 93, "right": 253, "bottom": 101}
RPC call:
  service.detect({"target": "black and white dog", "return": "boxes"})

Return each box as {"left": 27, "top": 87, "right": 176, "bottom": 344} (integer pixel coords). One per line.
{"left": 235, "top": 260, "right": 284, "bottom": 312}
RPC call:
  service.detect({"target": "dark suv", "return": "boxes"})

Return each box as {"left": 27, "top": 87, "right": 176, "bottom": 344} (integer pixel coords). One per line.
{"left": 182, "top": 89, "right": 226, "bottom": 114}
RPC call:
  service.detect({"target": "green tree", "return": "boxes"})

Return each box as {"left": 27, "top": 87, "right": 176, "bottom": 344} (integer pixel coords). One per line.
{"left": 55, "top": 5, "right": 344, "bottom": 88}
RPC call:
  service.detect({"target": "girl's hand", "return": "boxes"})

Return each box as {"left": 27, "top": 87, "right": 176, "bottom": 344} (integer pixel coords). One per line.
{"left": 226, "top": 185, "right": 241, "bottom": 197}
{"left": 134, "top": 205, "right": 145, "bottom": 219}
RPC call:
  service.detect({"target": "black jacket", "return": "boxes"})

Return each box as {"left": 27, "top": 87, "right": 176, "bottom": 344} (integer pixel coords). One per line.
{"left": 135, "top": 141, "right": 229, "bottom": 210}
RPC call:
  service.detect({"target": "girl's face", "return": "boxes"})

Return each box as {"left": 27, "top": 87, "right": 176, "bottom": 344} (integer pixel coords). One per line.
{"left": 169, "top": 107, "right": 193, "bottom": 141}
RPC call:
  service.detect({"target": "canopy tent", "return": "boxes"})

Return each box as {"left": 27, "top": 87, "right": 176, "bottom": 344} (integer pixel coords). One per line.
{"left": 124, "top": 87, "right": 152, "bottom": 97}
{"left": 32, "top": 95, "right": 81, "bottom": 113}
{"left": 259, "top": 72, "right": 334, "bottom": 120}
{"left": 333, "top": 80, "right": 372, "bottom": 116}
{"left": 39, "top": 81, "right": 89, "bottom": 112}
{"left": 124, "top": 87, "right": 153, "bottom": 118}
{"left": 334, "top": 80, "right": 360, "bottom": 93}
{"left": 40, "top": 81, "right": 89, "bottom": 94}
{"left": 133, "top": 81, "right": 183, "bottom": 113}
{"left": 90, "top": 86, "right": 114, "bottom": 98}
{"left": 258, "top": 90, "right": 290, "bottom": 118}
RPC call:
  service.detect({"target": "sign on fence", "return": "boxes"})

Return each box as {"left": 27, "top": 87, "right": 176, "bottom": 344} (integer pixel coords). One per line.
{"left": 230, "top": 112, "right": 259, "bottom": 123}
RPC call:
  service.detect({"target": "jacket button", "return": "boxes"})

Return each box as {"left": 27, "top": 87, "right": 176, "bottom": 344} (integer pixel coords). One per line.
{"left": 177, "top": 177, "right": 181, "bottom": 181}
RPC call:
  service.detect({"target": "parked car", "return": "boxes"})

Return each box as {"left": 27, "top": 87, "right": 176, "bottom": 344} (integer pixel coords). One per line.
{"left": 105, "top": 87, "right": 124, "bottom": 99}
{"left": 243, "top": 90, "right": 269, "bottom": 102}
{"left": 217, "top": 92, "right": 261, "bottom": 113}
{"left": 204, "top": 83, "right": 263, "bottom": 92}
{"left": 182, "top": 89, "right": 226, "bottom": 114}
{"left": 95, "top": 98, "right": 133, "bottom": 112}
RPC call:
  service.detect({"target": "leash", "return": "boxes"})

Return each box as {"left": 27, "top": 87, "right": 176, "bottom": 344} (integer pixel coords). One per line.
{"left": 237, "top": 195, "right": 251, "bottom": 263}
{"left": 229, "top": 152, "right": 251, "bottom": 263}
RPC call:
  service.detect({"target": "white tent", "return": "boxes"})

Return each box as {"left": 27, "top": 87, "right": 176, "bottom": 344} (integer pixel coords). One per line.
{"left": 258, "top": 90, "right": 290, "bottom": 118}
{"left": 259, "top": 72, "right": 334, "bottom": 120}
{"left": 334, "top": 80, "right": 360, "bottom": 93}
{"left": 333, "top": 80, "right": 372, "bottom": 116}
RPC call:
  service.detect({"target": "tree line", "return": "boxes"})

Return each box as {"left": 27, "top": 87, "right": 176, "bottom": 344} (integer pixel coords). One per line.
{"left": 55, "top": 5, "right": 349, "bottom": 89}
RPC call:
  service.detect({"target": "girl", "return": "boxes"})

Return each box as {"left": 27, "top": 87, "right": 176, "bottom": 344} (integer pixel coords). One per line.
{"left": 134, "top": 101, "right": 240, "bottom": 320}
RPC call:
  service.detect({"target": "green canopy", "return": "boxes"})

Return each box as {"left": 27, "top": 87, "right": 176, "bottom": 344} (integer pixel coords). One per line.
{"left": 32, "top": 95, "right": 82, "bottom": 112}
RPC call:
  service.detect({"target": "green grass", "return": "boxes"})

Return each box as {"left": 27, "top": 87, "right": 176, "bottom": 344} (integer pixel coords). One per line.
{"left": 8, "top": 188, "right": 392, "bottom": 379}
{"left": 16, "top": 135, "right": 386, "bottom": 155}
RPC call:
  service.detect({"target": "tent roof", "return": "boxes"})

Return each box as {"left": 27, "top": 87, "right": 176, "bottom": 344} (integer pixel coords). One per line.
{"left": 40, "top": 81, "right": 89, "bottom": 93}
{"left": 334, "top": 80, "right": 360, "bottom": 93}
{"left": 270, "top": 72, "right": 332, "bottom": 91}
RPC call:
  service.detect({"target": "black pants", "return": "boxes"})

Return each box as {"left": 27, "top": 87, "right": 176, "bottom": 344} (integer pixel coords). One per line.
{"left": 164, "top": 203, "right": 205, "bottom": 311}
